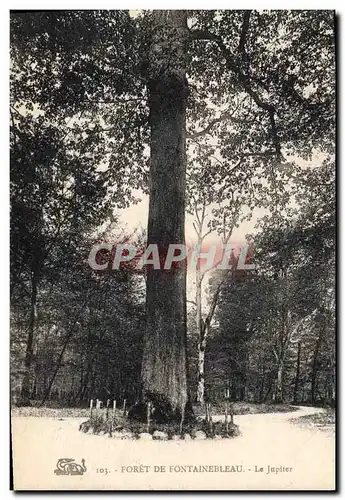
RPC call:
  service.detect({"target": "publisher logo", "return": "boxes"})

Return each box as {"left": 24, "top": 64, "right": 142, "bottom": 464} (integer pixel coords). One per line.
{"left": 54, "top": 458, "right": 87, "bottom": 476}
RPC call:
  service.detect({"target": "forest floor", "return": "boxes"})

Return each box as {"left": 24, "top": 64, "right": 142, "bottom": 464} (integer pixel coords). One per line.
{"left": 289, "top": 408, "right": 336, "bottom": 432}
{"left": 11, "top": 401, "right": 296, "bottom": 418}
{"left": 11, "top": 405, "right": 335, "bottom": 490}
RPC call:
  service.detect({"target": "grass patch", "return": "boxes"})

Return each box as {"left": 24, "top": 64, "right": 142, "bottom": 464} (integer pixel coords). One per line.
{"left": 11, "top": 406, "right": 91, "bottom": 418}
{"left": 192, "top": 401, "right": 297, "bottom": 417}
{"left": 290, "top": 409, "right": 335, "bottom": 431}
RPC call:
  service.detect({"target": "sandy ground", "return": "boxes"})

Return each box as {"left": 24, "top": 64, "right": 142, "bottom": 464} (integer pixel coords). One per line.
{"left": 11, "top": 405, "right": 335, "bottom": 491}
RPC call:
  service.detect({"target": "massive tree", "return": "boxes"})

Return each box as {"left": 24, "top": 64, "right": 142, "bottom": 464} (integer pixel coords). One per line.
{"left": 141, "top": 12, "right": 190, "bottom": 419}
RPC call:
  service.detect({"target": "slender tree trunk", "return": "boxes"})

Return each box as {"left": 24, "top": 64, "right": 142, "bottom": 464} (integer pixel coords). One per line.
{"left": 330, "top": 357, "right": 336, "bottom": 406}
{"left": 274, "top": 362, "right": 284, "bottom": 403}
{"left": 21, "top": 273, "right": 38, "bottom": 402}
{"left": 197, "top": 327, "right": 207, "bottom": 404}
{"left": 293, "top": 341, "right": 301, "bottom": 404}
{"left": 78, "top": 354, "right": 93, "bottom": 403}
{"left": 240, "top": 348, "right": 248, "bottom": 401}
{"left": 196, "top": 345, "right": 205, "bottom": 403}
{"left": 259, "top": 360, "right": 265, "bottom": 402}
{"left": 196, "top": 266, "right": 235, "bottom": 404}
{"left": 311, "top": 333, "right": 322, "bottom": 404}
{"left": 40, "top": 305, "right": 86, "bottom": 406}
{"left": 139, "top": 11, "right": 191, "bottom": 421}
{"left": 196, "top": 238, "right": 205, "bottom": 404}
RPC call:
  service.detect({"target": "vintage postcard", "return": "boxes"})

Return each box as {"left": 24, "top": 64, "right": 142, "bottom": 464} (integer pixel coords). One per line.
{"left": 10, "top": 9, "right": 336, "bottom": 491}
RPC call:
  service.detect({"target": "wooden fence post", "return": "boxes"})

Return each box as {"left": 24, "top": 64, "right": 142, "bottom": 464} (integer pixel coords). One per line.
{"left": 96, "top": 399, "right": 103, "bottom": 417}
{"left": 96, "top": 398, "right": 99, "bottom": 416}
{"left": 123, "top": 399, "right": 126, "bottom": 417}
{"left": 112, "top": 400, "right": 117, "bottom": 423}
{"left": 106, "top": 399, "right": 110, "bottom": 420}
{"left": 90, "top": 399, "right": 93, "bottom": 419}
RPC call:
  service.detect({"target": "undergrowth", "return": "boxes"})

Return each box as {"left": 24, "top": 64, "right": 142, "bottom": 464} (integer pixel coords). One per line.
{"left": 79, "top": 414, "right": 240, "bottom": 439}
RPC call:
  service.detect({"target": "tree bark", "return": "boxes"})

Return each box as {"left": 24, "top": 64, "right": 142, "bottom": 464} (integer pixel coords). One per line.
{"left": 138, "top": 11, "right": 190, "bottom": 422}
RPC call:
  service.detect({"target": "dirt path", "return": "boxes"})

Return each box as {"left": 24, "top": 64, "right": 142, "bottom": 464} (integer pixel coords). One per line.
{"left": 212, "top": 404, "right": 331, "bottom": 432}
{"left": 11, "top": 406, "right": 335, "bottom": 491}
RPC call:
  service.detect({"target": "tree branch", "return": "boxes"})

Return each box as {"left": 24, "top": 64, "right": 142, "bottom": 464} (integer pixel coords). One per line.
{"left": 189, "top": 23, "right": 282, "bottom": 158}
{"left": 238, "top": 11, "right": 251, "bottom": 55}
{"left": 187, "top": 113, "right": 250, "bottom": 140}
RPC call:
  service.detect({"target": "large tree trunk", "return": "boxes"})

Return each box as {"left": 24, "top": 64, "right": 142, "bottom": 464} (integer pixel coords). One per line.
{"left": 138, "top": 11, "right": 190, "bottom": 422}
{"left": 21, "top": 273, "right": 38, "bottom": 403}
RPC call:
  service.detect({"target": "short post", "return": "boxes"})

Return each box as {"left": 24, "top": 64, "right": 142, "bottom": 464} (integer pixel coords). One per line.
{"left": 89, "top": 399, "right": 94, "bottom": 419}
{"left": 112, "top": 400, "right": 117, "bottom": 422}
{"left": 146, "top": 402, "right": 151, "bottom": 434}
{"left": 123, "top": 399, "right": 126, "bottom": 417}
{"left": 96, "top": 399, "right": 103, "bottom": 417}
{"left": 106, "top": 399, "right": 110, "bottom": 420}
